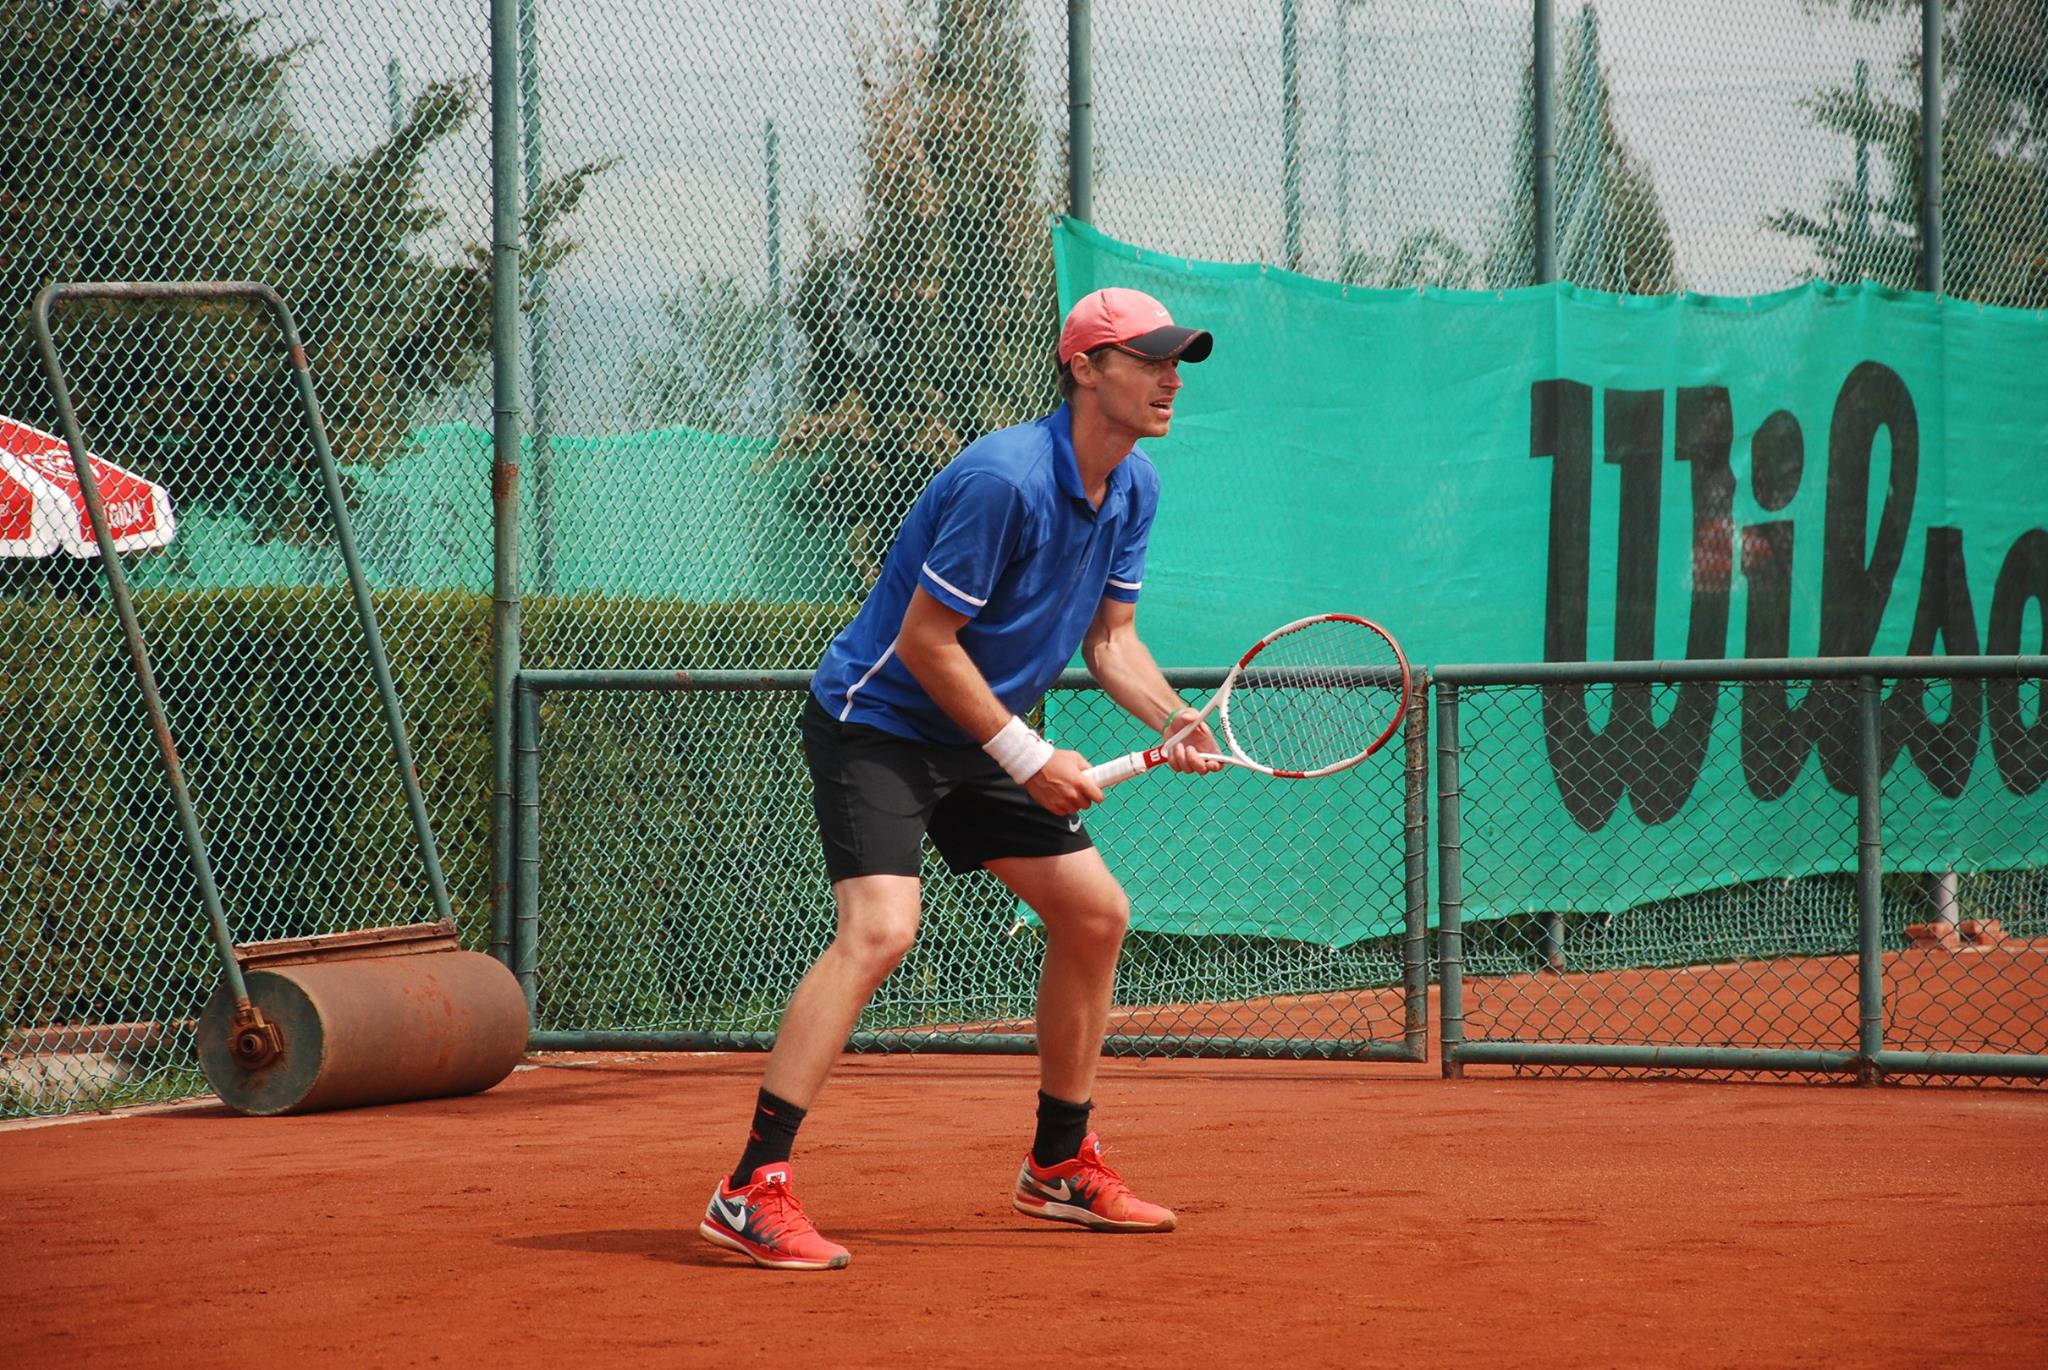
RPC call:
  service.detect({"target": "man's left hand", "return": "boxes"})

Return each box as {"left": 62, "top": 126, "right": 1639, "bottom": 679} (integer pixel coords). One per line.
{"left": 1161, "top": 707, "right": 1225, "bottom": 775}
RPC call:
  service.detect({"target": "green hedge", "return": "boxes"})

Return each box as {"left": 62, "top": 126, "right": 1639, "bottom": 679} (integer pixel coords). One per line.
{"left": 0, "top": 586, "right": 850, "bottom": 1035}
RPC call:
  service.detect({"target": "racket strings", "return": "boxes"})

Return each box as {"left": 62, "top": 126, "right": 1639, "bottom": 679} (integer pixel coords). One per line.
{"left": 1222, "top": 618, "right": 1404, "bottom": 774}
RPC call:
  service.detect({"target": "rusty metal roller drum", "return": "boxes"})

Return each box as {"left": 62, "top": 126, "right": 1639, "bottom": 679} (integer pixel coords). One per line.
{"left": 196, "top": 925, "right": 529, "bottom": 1116}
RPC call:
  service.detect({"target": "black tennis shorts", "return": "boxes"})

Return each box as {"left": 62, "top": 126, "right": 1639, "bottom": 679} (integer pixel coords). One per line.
{"left": 800, "top": 693, "right": 1092, "bottom": 882}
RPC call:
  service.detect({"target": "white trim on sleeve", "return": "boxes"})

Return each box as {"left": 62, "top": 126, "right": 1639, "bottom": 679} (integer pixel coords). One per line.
{"left": 1107, "top": 577, "right": 1142, "bottom": 591}
{"left": 920, "top": 562, "right": 989, "bottom": 608}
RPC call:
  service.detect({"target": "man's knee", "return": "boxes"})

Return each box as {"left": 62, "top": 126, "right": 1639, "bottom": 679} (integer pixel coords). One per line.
{"left": 839, "top": 915, "right": 918, "bottom": 975}
{"left": 1060, "top": 885, "right": 1130, "bottom": 954}
{"left": 830, "top": 884, "right": 921, "bottom": 980}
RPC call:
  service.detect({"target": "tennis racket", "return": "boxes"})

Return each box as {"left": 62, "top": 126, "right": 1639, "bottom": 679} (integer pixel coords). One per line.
{"left": 1085, "top": 613, "right": 1409, "bottom": 787}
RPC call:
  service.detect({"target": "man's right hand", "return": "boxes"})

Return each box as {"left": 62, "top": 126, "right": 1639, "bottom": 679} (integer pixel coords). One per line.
{"left": 1024, "top": 748, "right": 1105, "bottom": 815}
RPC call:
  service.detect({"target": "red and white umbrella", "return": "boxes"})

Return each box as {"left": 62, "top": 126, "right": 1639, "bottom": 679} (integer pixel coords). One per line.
{"left": 0, "top": 415, "right": 175, "bottom": 559}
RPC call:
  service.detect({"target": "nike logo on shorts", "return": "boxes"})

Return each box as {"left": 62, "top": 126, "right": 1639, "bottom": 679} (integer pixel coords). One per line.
{"left": 1066, "top": 812, "right": 1083, "bottom": 832}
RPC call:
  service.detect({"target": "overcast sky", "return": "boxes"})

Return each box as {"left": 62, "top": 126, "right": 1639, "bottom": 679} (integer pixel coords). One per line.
{"left": 245, "top": 0, "right": 1921, "bottom": 429}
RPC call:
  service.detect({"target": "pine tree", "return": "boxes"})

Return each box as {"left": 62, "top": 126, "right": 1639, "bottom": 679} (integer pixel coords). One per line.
{"left": 1770, "top": 0, "right": 2047, "bottom": 307}
{"left": 777, "top": 0, "right": 1058, "bottom": 588}
{"left": 0, "top": 0, "right": 603, "bottom": 539}
{"left": 1485, "top": 5, "right": 1679, "bottom": 293}
{"left": 631, "top": 271, "right": 780, "bottom": 436}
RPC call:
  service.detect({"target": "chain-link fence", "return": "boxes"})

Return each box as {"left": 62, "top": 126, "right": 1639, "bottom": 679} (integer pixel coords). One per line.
{"left": 513, "top": 670, "right": 1428, "bottom": 1060}
{"left": 3, "top": 1, "right": 498, "bottom": 1116}
{"left": 509, "top": 0, "right": 2046, "bottom": 676}
{"left": 6, "top": 1, "right": 2045, "bottom": 1116}
{"left": 1436, "top": 661, "right": 2048, "bottom": 1082}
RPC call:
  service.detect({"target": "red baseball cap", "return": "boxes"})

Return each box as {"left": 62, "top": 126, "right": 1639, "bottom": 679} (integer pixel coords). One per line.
{"left": 1057, "top": 287, "right": 1213, "bottom": 366}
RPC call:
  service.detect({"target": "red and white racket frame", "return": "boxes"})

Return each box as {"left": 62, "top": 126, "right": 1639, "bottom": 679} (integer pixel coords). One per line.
{"left": 1084, "top": 612, "right": 1410, "bottom": 788}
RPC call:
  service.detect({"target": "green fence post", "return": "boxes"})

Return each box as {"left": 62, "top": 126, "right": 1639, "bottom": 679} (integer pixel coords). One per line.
{"left": 1401, "top": 671, "right": 1431, "bottom": 1058}
{"left": 1435, "top": 680, "right": 1465, "bottom": 1078}
{"left": 1532, "top": 0, "right": 1557, "bottom": 284}
{"left": 1856, "top": 675, "right": 1885, "bottom": 1085}
{"left": 488, "top": 0, "right": 526, "bottom": 972}
{"left": 1921, "top": 0, "right": 1943, "bottom": 294}
{"left": 386, "top": 56, "right": 404, "bottom": 136}
{"left": 514, "top": 678, "right": 541, "bottom": 1021}
{"left": 1335, "top": 0, "right": 1352, "bottom": 261}
{"left": 1068, "top": 0, "right": 1092, "bottom": 222}
{"left": 765, "top": 118, "right": 783, "bottom": 412}
{"left": 1280, "top": 0, "right": 1301, "bottom": 270}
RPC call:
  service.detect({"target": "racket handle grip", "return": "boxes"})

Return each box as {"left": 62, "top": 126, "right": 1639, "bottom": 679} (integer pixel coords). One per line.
{"left": 1085, "top": 747, "right": 1161, "bottom": 789}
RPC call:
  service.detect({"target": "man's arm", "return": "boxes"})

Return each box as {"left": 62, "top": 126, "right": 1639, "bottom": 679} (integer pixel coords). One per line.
{"left": 1081, "top": 599, "right": 1224, "bottom": 774}
{"left": 894, "top": 587, "right": 1105, "bottom": 812}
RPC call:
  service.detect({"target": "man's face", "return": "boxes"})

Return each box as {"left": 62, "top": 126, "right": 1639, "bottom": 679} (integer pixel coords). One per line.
{"left": 1080, "top": 347, "right": 1184, "bottom": 439}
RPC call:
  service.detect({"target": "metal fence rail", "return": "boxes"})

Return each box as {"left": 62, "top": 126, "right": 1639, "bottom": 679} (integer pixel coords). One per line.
{"left": 515, "top": 667, "right": 1429, "bottom": 1061}
{"left": 1435, "top": 656, "right": 2048, "bottom": 1082}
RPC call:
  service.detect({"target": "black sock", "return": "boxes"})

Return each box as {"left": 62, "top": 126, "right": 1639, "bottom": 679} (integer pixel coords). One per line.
{"left": 730, "top": 1088, "right": 806, "bottom": 1190}
{"left": 1031, "top": 1090, "right": 1093, "bottom": 1168}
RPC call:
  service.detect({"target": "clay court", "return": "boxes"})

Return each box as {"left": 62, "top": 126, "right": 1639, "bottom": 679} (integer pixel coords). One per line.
{"left": 6, "top": 1052, "right": 2045, "bottom": 1369}
{"left": 7, "top": 8, "right": 2048, "bottom": 1369}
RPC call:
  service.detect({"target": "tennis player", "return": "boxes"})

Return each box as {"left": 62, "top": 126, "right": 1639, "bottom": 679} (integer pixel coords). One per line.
{"left": 697, "top": 287, "right": 1221, "bottom": 1271}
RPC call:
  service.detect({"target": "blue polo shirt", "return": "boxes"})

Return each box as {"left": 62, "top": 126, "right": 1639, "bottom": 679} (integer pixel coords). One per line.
{"left": 811, "top": 404, "right": 1159, "bottom": 745}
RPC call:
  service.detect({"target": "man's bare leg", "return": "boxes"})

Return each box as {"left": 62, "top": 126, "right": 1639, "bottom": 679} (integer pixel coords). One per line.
{"left": 699, "top": 874, "right": 922, "bottom": 1271}
{"left": 760, "top": 873, "right": 922, "bottom": 1107}
{"left": 989, "top": 848, "right": 1175, "bottom": 1232}
{"left": 987, "top": 848, "right": 1128, "bottom": 1104}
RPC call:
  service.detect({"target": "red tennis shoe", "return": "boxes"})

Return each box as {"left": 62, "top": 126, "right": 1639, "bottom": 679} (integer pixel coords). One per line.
{"left": 699, "top": 1163, "right": 851, "bottom": 1271}
{"left": 1012, "top": 1132, "right": 1177, "bottom": 1233}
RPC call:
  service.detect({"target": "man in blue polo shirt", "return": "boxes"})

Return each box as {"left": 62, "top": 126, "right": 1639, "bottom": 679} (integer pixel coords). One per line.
{"left": 698, "top": 288, "right": 1222, "bottom": 1272}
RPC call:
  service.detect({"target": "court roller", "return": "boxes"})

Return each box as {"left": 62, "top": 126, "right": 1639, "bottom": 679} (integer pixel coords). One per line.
{"left": 196, "top": 922, "right": 528, "bottom": 1116}
{"left": 38, "top": 282, "right": 530, "bottom": 1121}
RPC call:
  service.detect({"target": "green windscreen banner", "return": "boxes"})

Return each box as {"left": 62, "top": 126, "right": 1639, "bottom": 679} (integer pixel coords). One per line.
{"left": 1052, "top": 215, "right": 2047, "bottom": 943}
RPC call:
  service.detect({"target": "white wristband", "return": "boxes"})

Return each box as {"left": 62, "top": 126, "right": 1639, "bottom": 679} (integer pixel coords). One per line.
{"left": 982, "top": 715, "right": 1056, "bottom": 784}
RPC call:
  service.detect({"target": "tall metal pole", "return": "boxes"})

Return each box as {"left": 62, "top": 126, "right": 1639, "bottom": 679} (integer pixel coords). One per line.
{"left": 765, "top": 118, "right": 783, "bottom": 419}
{"left": 1920, "top": 0, "right": 1944, "bottom": 293}
{"left": 1852, "top": 58, "right": 1875, "bottom": 279}
{"left": 1532, "top": 0, "right": 1558, "bottom": 284}
{"left": 1067, "top": 0, "right": 1093, "bottom": 221}
{"left": 1917, "top": 14, "right": 1956, "bottom": 977}
{"left": 514, "top": 681, "right": 541, "bottom": 1019}
{"left": 386, "top": 57, "right": 404, "bottom": 137}
{"left": 1400, "top": 672, "right": 1430, "bottom": 1059}
{"left": 1435, "top": 682, "right": 1466, "bottom": 1079}
{"left": 1855, "top": 677, "right": 1885, "bottom": 1084}
{"left": 1336, "top": 1, "right": 1352, "bottom": 268}
{"left": 520, "top": 0, "right": 555, "bottom": 595}
{"left": 488, "top": 0, "right": 525, "bottom": 970}
{"left": 1574, "top": 9, "right": 1609, "bottom": 286}
{"left": 1281, "top": 0, "right": 1302, "bottom": 269}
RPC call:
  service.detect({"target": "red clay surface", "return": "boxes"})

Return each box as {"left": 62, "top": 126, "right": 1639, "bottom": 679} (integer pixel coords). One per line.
{"left": 1467, "top": 945, "right": 2048, "bottom": 1055}
{"left": 5, "top": 1053, "right": 2046, "bottom": 1369}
